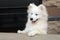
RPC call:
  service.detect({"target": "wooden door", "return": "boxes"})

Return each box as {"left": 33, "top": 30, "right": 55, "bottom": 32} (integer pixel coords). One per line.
{"left": 47, "top": 7, "right": 60, "bottom": 16}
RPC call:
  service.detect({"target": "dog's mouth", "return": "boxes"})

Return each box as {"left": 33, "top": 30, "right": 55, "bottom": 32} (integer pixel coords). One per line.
{"left": 32, "top": 19, "right": 38, "bottom": 23}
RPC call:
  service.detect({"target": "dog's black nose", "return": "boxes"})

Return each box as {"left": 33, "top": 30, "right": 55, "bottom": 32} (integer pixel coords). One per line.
{"left": 30, "top": 18, "right": 33, "bottom": 21}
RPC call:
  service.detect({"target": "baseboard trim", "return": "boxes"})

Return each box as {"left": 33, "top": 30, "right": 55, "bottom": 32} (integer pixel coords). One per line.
{"left": 48, "top": 16, "right": 60, "bottom": 21}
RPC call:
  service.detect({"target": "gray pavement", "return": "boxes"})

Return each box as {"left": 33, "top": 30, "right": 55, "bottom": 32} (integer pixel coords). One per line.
{"left": 0, "top": 33, "right": 18, "bottom": 40}
{"left": 0, "top": 33, "right": 60, "bottom": 40}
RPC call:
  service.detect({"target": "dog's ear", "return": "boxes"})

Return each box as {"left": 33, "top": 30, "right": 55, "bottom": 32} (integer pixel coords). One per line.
{"left": 27, "top": 3, "right": 37, "bottom": 13}
{"left": 28, "top": 3, "right": 36, "bottom": 9}
{"left": 38, "top": 4, "right": 48, "bottom": 18}
{"left": 38, "top": 4, "right": 47, "bottom": 11}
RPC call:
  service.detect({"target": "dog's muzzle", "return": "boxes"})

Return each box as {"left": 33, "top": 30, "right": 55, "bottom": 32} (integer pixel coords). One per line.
{"left": 30, "top": 18, "right": 38, "bottom": 23}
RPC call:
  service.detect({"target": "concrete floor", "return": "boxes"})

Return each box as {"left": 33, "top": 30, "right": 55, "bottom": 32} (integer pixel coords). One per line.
{"left": 0, "top": 33, "right": 18, "bottom": 40}
{"left": 0, "top": 33, "right": 60, "bottom": 40}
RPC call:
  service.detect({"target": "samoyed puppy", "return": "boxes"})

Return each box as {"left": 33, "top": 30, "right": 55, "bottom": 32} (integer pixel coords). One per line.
{"left": 17, "top": 3, "right": 48, "bottom": 36}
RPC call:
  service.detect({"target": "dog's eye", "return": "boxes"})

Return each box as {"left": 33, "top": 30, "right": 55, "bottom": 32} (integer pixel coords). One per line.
{"left": 35, "top": 14, "right": 38, "bottom": 16}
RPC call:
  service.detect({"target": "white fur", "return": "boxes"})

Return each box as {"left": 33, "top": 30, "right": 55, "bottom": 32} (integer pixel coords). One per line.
{"left": 17, "top": 3, "right": 48, "bottom": 36}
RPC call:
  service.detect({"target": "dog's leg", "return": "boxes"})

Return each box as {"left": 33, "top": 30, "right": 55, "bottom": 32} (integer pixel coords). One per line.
{"left": 28, "top": 31, "right": 37, "bottom": 36}
{"left": 17, "top": 30, "right": 27, "bottom": 34}
{"left": 41, "top": 30, "right": 47, "bottom": 34}
{"left": 38, "top": 30, "right": 47, "bottom": 34}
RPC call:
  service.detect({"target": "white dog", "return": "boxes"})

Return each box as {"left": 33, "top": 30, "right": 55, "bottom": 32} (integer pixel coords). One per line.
{"left": 17, "top": 3, "right": 48, "bottom": 36}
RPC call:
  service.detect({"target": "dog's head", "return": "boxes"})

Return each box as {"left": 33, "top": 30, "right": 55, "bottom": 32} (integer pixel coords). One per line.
{"left": 27, "top": 3, "right": 48, "bottom": 23}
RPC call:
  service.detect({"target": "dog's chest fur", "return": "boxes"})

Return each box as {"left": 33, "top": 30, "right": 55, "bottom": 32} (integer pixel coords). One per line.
{"left": 26, "top": 20, "right": 47, "bottom": 32}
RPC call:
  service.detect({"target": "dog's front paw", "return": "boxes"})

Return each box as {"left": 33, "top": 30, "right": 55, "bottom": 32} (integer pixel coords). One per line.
{"left": 17, "top": 30, "right": 21, "bottom": 34}
{"left": 28, "top": 32, "right": 36, "bottom": 37}
{"left": 17, "top": 30, "right": 26, "bottom": 34}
